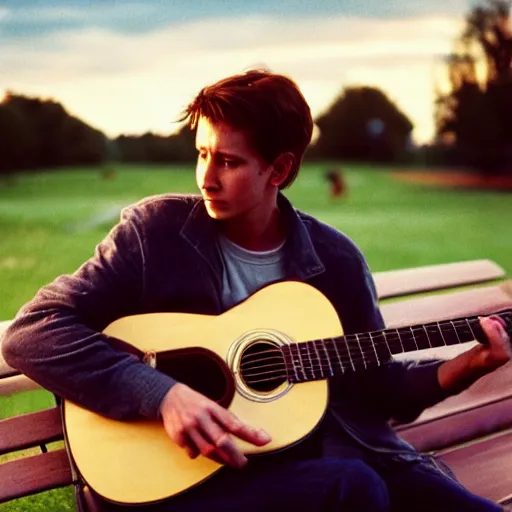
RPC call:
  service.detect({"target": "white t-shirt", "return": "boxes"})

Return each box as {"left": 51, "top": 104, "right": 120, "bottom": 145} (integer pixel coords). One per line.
{"left": 216, "top": 233, "right": 287, "bottom": 310}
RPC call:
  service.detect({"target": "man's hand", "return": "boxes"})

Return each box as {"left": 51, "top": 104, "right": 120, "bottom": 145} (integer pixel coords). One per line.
{"left": 470, "top": 316, "right": 511, "bottom": 369}
{"left": 159, "top": 383, "right": 271, "bottom": 469}
{"left": 438, "top": 315, "right": 511, "bottom": 392}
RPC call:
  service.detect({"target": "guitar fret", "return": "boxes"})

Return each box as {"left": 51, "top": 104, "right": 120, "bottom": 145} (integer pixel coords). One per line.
{"left": 410, "top": 327, "right": 419, "bottom": 351}
{"left": 382, "top": 331, "right": 392, "bottom": 356}
{"left": 397, "top": 329, "right": 405, "bottom": 353}
{"left": 312, "top": 341, "right": 325, "bottom": 378}
{"left": 467, "top": 319, "right": 478, "bottom": 341}
{"left": 331, "top": 338, "right": 345, "bottom": 373}
{"left": 422, "top": 324, "right": 431, "bottom": 348}
{"left": 291, "top": 344, "right": 304, "bottom": 381}
{"left": 346, "top": 338, "right": 357, "bottom": 372}
{"left": 355, "top": 333, "right": 367, "bottom": 369}
{"left": 304, "top": 342, "right": 316, "bottom": 380}
{"left": 437, "top": 321, "right": 447, "bottom": 346}
{"left": 321, "top": 339, "right": 334, "bottom": 376}
{"left": 450, "top": 320, "right": 462, "bottom": 344}
{"left": 368, "top": 332, "right": 380, "bottom": 365}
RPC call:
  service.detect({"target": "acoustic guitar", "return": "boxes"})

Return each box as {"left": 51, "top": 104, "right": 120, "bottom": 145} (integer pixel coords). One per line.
{"left": 63, "top": 281, "right": 512, "bottom": 505}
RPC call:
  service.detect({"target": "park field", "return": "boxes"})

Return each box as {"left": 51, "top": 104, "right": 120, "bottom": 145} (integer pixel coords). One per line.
{"left": 0, "top": 163, "right": 511, "bottom": 510}
{"left": 1, "top": 163, "right": 511, "bottom": 320}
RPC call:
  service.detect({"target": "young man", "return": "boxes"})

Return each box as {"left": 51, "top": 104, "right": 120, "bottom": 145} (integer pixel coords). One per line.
{"left": 2, "top": 70, "right": 510, "bottom": 512}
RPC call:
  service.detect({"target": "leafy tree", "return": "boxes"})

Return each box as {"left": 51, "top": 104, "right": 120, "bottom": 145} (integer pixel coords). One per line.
{"left": 114, "top": 124, "right": 196, "bottom": 164}
{"left": 310, "top": 87, "right": 413, "bottom": 163}
{"left": 0, "top": 93, "right": 107, "bottom": 173}
{"left": 461, "top": 0, "right": 512, "bottom": 84}
{"left": 435, "top": 0, "right": 512, "bottom": 174}
{"left": 0, "top": 97, "right": 39, "bottom": 174}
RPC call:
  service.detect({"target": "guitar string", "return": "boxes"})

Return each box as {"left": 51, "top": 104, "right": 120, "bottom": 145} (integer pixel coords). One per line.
{"left": 240, "top": 323, "right": 478, "bottom": 369}
{"left": 239, "top": 315, "right": 499, "bottom": 374}
{"left": 241, "top": 334, "right": 478, "bottom": 378}
{"left": 243, "top": 351, "right": 464, "bottom": 382}
{"left": 239, "top": 323, "right": 481, "bottom": 381}
{"left": 240, "top": 317, "right": 482, "bottom": 367}
{"left": 241, "top": 341, "right": 472, "bottom": 374}
{"left": 242, "top": 316, "right": 505, "bottom": 385}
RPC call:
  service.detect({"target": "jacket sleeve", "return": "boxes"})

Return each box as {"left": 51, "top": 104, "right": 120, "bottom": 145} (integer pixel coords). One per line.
{"left": 338, "top": 257, "right": 453, "bottom": 424}
{"left": 0, "top": 206, "right": 177, "bottom": 420}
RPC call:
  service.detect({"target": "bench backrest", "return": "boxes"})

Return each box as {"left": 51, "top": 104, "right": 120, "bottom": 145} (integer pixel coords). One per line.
{"left": 0, "top": 408, "right": 73, "bottom": 503}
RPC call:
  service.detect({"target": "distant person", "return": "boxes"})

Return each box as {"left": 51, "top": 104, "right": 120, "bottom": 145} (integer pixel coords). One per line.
{"left": 2, "top": 69, "right": 510, "bottom": 511}
{"left": 325, "top": 168, "right": 346, "bottom": 198}
{"left": 100, "top": 166, "right": 117, "bottom": 181}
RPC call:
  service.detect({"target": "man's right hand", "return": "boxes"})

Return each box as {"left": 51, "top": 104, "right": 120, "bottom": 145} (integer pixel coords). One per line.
{"left": 159, "top": 383, "right": 271, "bottom": 469}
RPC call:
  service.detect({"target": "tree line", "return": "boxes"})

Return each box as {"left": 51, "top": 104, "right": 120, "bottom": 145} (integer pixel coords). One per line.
{"left": 0, "top": 84, "right": 414, "bottom": 176}
{"left": 0, "top": 92, "right": 200, "bottom": 175}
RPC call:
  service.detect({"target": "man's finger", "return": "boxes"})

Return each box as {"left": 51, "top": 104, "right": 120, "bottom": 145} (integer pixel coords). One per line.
{"left": 170, "top": 428, "right": 200, "bottom": 459}
{"left": 188, "top": 426, "right": 242, "bottom": 467}
{"left": 213, "top": 407, "right": 271, "bottom": 446}
{"left": 480, "top": 316, "right": 512, "bottom": 363}
{"left": 184, "top": 440, "right": 200, "bottom": 459}
{"left": 482, "top": 316, "right": 509, "bottom": 343}
{"left": 197, "top": 414, "right": 248, "bottom": 468}
{"left": 212, "top": 431, "right": 248, "bottom": 469}
{"left": 187, "top": 428, "right": 219, "bottom": 460}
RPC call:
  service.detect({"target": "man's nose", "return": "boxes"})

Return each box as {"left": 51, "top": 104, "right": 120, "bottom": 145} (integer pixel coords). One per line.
{"left": 199, "top": 159, "right": 220, "bottom": 190}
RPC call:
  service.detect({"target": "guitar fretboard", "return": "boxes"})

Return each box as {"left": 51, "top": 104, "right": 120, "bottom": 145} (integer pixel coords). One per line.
{"left": 281, "top": 314, "right": 492, "bottom": 383}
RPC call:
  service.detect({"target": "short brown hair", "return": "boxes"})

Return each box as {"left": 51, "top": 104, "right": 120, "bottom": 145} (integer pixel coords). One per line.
{"left": 181, "top": 69, "right": 313, "bottom": 189}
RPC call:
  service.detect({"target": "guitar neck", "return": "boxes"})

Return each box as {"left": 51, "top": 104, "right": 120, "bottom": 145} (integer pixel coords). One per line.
{"left": 282, "top": 314, "right": 490, "bottom": 383}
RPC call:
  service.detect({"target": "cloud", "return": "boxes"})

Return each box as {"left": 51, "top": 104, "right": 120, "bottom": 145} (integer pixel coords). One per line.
{"left": 0, "top": 0, "right": 469, "bottom": 38}
{"left": 0, "top": 2, "right": 169, "bottom": 37}
{"left": 0, "top": 13, "right": 464, "bottom": 143}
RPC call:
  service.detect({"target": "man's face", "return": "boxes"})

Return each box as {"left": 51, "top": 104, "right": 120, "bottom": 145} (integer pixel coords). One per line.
{"left": 195, "top": 116, "right": 276, "bottom": 221}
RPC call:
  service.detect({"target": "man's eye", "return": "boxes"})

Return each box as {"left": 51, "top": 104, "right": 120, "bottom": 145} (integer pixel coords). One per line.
{"left": 222, "top": 159, "right": 238, "bottom": 168}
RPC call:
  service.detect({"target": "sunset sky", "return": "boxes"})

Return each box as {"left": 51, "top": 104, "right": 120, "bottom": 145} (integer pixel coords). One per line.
{"left": 0, "top": 1, "right": 474, "bottom": 144}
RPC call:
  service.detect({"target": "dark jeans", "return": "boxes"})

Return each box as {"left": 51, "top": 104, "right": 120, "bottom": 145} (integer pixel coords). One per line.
{"left": 97, "top": 455, "right": 503, "bottom": 512}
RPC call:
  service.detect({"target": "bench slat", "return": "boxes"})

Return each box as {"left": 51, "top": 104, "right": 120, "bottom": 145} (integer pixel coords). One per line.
{"left": 0, "top": 448, "right": 73, "bottom": 503}
{"left": 383, "top": 281, "right": 512, "bottom": 362}
{"left": 0, "top": 408, "right": 63, "bottom": 455}
{"left": 381, "top": 280, "right": 512, "bottom": 329}
{"left": 0, "top": 374, "right": 42, "bottom": 396}
{"left": 374, "top": 259, "right": 505, "bottom": 299}
{"left": 437, "top": 429, "right": 512, "bottom": 504}
{"left": 398, "top": 393, "right": 512, "bottom": 452}
{"left": 0, "top": 366, "right": 20, "bottom": 379}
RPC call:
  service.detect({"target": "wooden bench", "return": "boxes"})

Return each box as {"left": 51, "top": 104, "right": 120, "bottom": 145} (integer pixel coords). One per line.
{"left": 1, "top": 259, "right": 511, "bottom": 510}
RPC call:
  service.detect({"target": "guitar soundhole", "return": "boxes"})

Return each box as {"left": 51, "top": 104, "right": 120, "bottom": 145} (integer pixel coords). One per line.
{"left": 155, "top": 350, "right": 230, "bottom": 405}
{"left": 240, "top": 341, "right": 287, "bottom": 392}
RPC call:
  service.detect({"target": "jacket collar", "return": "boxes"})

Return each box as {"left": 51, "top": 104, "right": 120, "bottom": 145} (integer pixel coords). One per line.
{"left": 277, "top": 194, "right": 325, "bottom": 280}
{"left": 180, "top": 193, "right": 325, "bottom": 281}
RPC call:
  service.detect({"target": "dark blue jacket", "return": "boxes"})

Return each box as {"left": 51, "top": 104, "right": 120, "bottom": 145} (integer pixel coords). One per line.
{"left": 1, "top": 193, "right": 451, "bottom": 456}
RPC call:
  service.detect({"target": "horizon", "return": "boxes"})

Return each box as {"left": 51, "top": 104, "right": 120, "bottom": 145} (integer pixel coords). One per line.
{"left": 0, "top": 1, "right": 475, "bottom": 144}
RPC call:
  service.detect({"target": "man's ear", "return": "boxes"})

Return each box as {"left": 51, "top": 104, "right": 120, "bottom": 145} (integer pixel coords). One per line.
{"left": 269, "top": 153, "right": 295, "bottom": 187}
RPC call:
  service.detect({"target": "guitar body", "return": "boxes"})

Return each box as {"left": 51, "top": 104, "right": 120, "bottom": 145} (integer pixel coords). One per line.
{"left": 64, "top": 282, "right": 343, "bottom": 505}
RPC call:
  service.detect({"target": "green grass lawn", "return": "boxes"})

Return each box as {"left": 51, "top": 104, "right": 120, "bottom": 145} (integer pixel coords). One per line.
{"left": 0, "top": 163, "right": 511, "bottom": 510}
{"left": 1, "top": 163, "right": 510, "bottom": 320}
